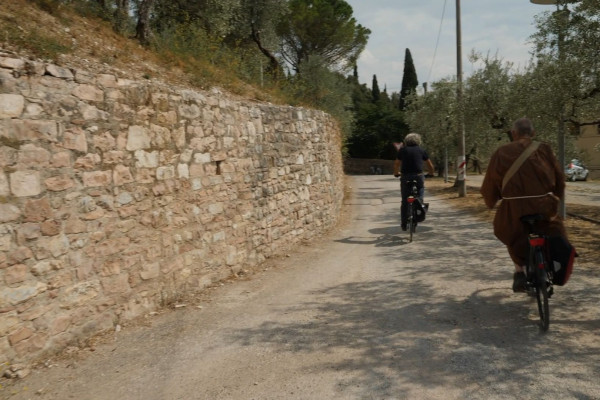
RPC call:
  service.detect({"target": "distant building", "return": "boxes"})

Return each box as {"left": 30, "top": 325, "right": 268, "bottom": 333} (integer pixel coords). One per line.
{"left": 577, "top": 124, "right": 600, "bottom": 180}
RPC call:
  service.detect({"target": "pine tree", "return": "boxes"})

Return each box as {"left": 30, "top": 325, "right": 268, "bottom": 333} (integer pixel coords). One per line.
{"left": 400, "top": 48, "right": 418, "bottom": 110}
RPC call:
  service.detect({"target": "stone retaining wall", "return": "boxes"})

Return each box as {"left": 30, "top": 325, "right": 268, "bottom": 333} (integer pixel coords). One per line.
{"left": 0, "top": 52, "right": 344, "bottom": 368}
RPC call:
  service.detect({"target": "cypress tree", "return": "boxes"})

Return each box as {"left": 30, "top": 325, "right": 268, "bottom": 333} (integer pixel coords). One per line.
{"left": 372, "top": 74, "right": 380, "bottom": 103}
{"left": 400, "top": 48, "right": 418, "bottom": 110}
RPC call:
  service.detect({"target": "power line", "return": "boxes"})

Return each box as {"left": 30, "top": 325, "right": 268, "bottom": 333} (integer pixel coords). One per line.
{"left": 427, "top": 0, "right": 448, "bottom": 84}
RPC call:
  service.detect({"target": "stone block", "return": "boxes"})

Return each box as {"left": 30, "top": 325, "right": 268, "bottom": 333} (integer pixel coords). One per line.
{"left": 82, "top": 170, "right": 112, "bottom": 187}
{"left": 93, "top": 132, "right": 116, "bottom": 152}
{"left": 63, "top": 128, "right": 88, "bottom": 152}
{"left": 45, "top": 64, "right": 73, "bottom": 79}
{"left": 0, "top": 203, "right": 21, "bottom": 223}
{"left": 4, "top": 264, "right": 29, "bottom": 285}
{"left": 72, "top": 84, "right": 104, "bottom": 102}
{"left": 40, "top": 220, "right": 61, "bottom": 236}
{"left": 17, "top": 144, "right": 51, "bottom": 167}
{"left": 8, "top": 326, "right": 34, "bottom": 345}
{"left": 0, "top": 94, "right": 25, "bottom": 118}
{"left": 75, "top": 153, "right": 101, "bottom": 170}
{"left": 0, "top": 57, "right": 25, "bottom": 70}
{"left": 101, "top": 274, "right": 131, "bottom": 295}
{"left": 10, "top": 171, "right": 42, "bottom": 197}
{"left": 44, "top": 176, "right": 75, "bottom": 192}
{"left": 126, "top": 126, "right": 151, "bottom": 151}
{"left": 113, "top": 165, "right": 134, "bottom": 186}
{"left": 156, "top": 166, "right": 175, "bottom": 181}
{"left": 177, "top": 163, "right": 189, "bottom": 179}
{"left": 50, "top": 315, "right": 71, "bottom": 335}
{"left": 0, "top": 281, "right": 48, "bottom": 305}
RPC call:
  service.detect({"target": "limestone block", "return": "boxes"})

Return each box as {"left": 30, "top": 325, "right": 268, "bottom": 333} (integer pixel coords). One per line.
{"left": 113, "top": 165, "right": 134, "bottom": 186}
{"left": 51, "top": 151, "right": 71, "bottom": 168}
{"left": 97, "top": 74, "right": 118, "bottom": 88}
{"left": 23, "top": 197, "right": 52, "bottom": 222}
{"left": 63, "top": 128, "right": 88, "bottom": 152}
{"left": 8, "top": 326, "right": 34, "bottom": 346}
{"left": 44, "top": 176, "right": 75, "bottom": 192}
{"left": 134, "top": 150, "right": 158, "bottom": 168}
{"left": 93, "top": 132, "right": 116, "bottom": 152}
{"left": 179, "top": 103, "right": 201, "bottom": 119}
{"left": 140, "top": 262, "right": 159, "bottom": 280}
{"left": 193, "top": 152, "right": 211, "bottom": 163}
{"left": 17, "top": 144, "right": 51, "bottom": 168}
{"left": 0, "top": 94, "right": 25, "bottom": 118}
{"left": 0, "top": 312, "right": 20, "bottom": 336}
{"left": 64, "top": 217, "right": 87, "bottom": 234}
{"left": 49, "top": 315, "right": 71, "bottom": 335}
{"left": 10, "top": 170, "right": 42, "bottom": 197}
{"left": 0, "top": 57, "right": 25, "bottom": 69}
{"left": 177, "top": 163, "right": 189, "bottom": 179}
{"left": 82, "top": 170, "right": 112, "bottom": 187}
{"left": 103, "top": 151, "right": 126, "bottom": 165}
{"left": 0, "top": 281, "right": 47, "bottom": 306}
{"left": 0, "top": 171, "right": 9, "bottom": 196}
{"left": 156, "top": 166, "right": 175, "bottom": 181}
{"left": 75, "top": 153, "right": 101, "bottom": 170}
{"left": 100, "top": 274, "right": 130, "bottom": 295}
{"left": 31, "top": 259, "right": 64, "bottom": 276}
{"left": 126, "top": 126, "right": 151, "bottom": 151}
{"left": 72, "top": 84, "right": 104, "bottom": 102}
{"left": 40, "top": 220, "right": 61, "bottom": 236}
{"left": 150, "top": 123, "right": 171, "bottom": 149}
{"left": 4, "top": 119, "right": 58, "bottom": 142}
{"left": 0, "top": 146, "right": 17, "bottom": 167}
{"left": 4, "top": 264, "right": 28, "bottom": 285}
{"left": 81, "top": 104, "right": 108, "bottom": 121}
{"left": 45, "top": 64, "right": 74, "bottom": 79}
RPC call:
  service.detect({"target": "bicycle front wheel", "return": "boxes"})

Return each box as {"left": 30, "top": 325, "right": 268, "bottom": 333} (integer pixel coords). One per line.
{"left": 535, "top": 271, "right": 550, "bottom": 331}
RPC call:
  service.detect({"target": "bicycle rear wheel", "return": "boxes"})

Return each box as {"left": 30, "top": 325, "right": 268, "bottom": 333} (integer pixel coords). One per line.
{"left": 407, "top": 204, "right": 414, "bottom": 243}
{"left": 535, "top": 270, "right": 550, "bottom": 331}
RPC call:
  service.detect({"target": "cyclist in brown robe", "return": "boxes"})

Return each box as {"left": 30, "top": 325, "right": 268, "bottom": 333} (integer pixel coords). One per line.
{"left": 480, "top": 117, "right": 566, "bottom": 292}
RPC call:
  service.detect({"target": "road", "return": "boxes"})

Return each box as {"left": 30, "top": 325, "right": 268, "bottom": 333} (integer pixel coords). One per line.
{"left": 467, "top": 174, "right": 600, "bottom": 207}
{"left": 4, "top": 176, "right": 600, "bottom": 400}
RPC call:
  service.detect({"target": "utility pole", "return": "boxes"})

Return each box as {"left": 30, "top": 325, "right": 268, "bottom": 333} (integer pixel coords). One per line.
{"left": 456, "top": 0, "right": 467, "bottom": 197}
{"left": 530, "top": 0, "right": 567, "bottom": 218}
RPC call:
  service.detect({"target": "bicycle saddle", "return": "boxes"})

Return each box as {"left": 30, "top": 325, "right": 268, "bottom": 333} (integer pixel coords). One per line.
{"left": 520, "top": 214, "right": 545, "bottom": 226}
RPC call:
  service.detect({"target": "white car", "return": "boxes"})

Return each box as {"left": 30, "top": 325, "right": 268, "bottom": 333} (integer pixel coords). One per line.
{"left": 564, "top": 159, "right": 589, "bottom": 181}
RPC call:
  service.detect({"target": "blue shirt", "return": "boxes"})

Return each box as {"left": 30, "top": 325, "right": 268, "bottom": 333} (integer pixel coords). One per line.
{"left": 397, "top": 145, "right": 429, "bottom": 174}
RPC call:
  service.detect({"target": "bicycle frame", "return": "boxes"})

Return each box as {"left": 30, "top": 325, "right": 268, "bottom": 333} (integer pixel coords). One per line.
{"left": 522, "top": 216, "right": 553, "bottom": 331}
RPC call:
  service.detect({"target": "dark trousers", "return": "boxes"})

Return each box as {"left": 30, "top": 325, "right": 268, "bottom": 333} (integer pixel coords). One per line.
{"left": 400, "top": 174, "right": 425, "bottom": 226}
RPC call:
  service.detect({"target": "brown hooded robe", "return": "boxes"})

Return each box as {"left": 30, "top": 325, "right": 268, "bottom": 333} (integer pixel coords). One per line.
{"left": 480, "top": 138, "right": 566, "bottom": 266}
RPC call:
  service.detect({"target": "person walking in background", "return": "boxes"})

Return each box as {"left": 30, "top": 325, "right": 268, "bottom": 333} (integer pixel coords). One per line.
{"left": 393, "top": 133, "right": 435, "bottom": 231}
{"left": 480, "top": 117, "right": 567, "bottom": 292}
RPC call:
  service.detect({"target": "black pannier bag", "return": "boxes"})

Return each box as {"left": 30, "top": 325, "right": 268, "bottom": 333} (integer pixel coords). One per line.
{"left": 546, "top": 235, "right": 576, "bottom": 286}
{"left": 414, "top": 201, "right": 429, "bottom": 223}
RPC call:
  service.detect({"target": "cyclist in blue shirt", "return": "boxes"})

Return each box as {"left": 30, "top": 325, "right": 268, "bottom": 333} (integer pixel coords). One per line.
{"left": 393, "top": 133, "right": 435, "bottom": 231}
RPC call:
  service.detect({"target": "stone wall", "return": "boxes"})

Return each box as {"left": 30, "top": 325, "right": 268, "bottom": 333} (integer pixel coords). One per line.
{"left": 0, "top": 52, "right": 344, "bottom": 368}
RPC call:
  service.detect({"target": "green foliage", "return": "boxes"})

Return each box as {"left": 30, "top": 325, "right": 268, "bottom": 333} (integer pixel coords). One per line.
{"left": 399, "top": 48, "right": 418, "bottom": 110}
{"left": 277, "top": 0, "right": 370, "bottom": 74}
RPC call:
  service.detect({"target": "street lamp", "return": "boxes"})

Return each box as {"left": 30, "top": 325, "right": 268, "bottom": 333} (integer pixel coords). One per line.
{"left": 530, "top": 0, "right": 567, "bottom": 219}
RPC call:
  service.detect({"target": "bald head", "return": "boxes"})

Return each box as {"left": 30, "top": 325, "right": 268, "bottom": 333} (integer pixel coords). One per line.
{"left": 512, "top": 118, "right": 535, "bottom": 139}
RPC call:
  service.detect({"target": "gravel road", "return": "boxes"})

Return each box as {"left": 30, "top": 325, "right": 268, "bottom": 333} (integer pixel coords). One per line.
{"left": 3, "top": 175, "right": 600, "bottom": 400}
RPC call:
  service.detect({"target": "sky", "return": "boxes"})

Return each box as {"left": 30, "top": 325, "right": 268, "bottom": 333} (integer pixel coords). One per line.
{"left": 344, "top": 0, "right": 556, "bottom": 94}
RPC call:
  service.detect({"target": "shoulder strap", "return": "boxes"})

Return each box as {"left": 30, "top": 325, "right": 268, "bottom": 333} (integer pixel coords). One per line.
{"left": 502, "top": 141, "right": 541, "bottom": 192}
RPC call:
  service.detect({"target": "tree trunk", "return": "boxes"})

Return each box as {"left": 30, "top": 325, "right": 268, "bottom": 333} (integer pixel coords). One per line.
{"left": 250, "top": 23, "right": 281, "bottom": 79}
{"left": 113, "top": 0, "right": 130, "bottom": 35}
{"left": 135, "top": 0, "right": 155, "bottom": 46}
